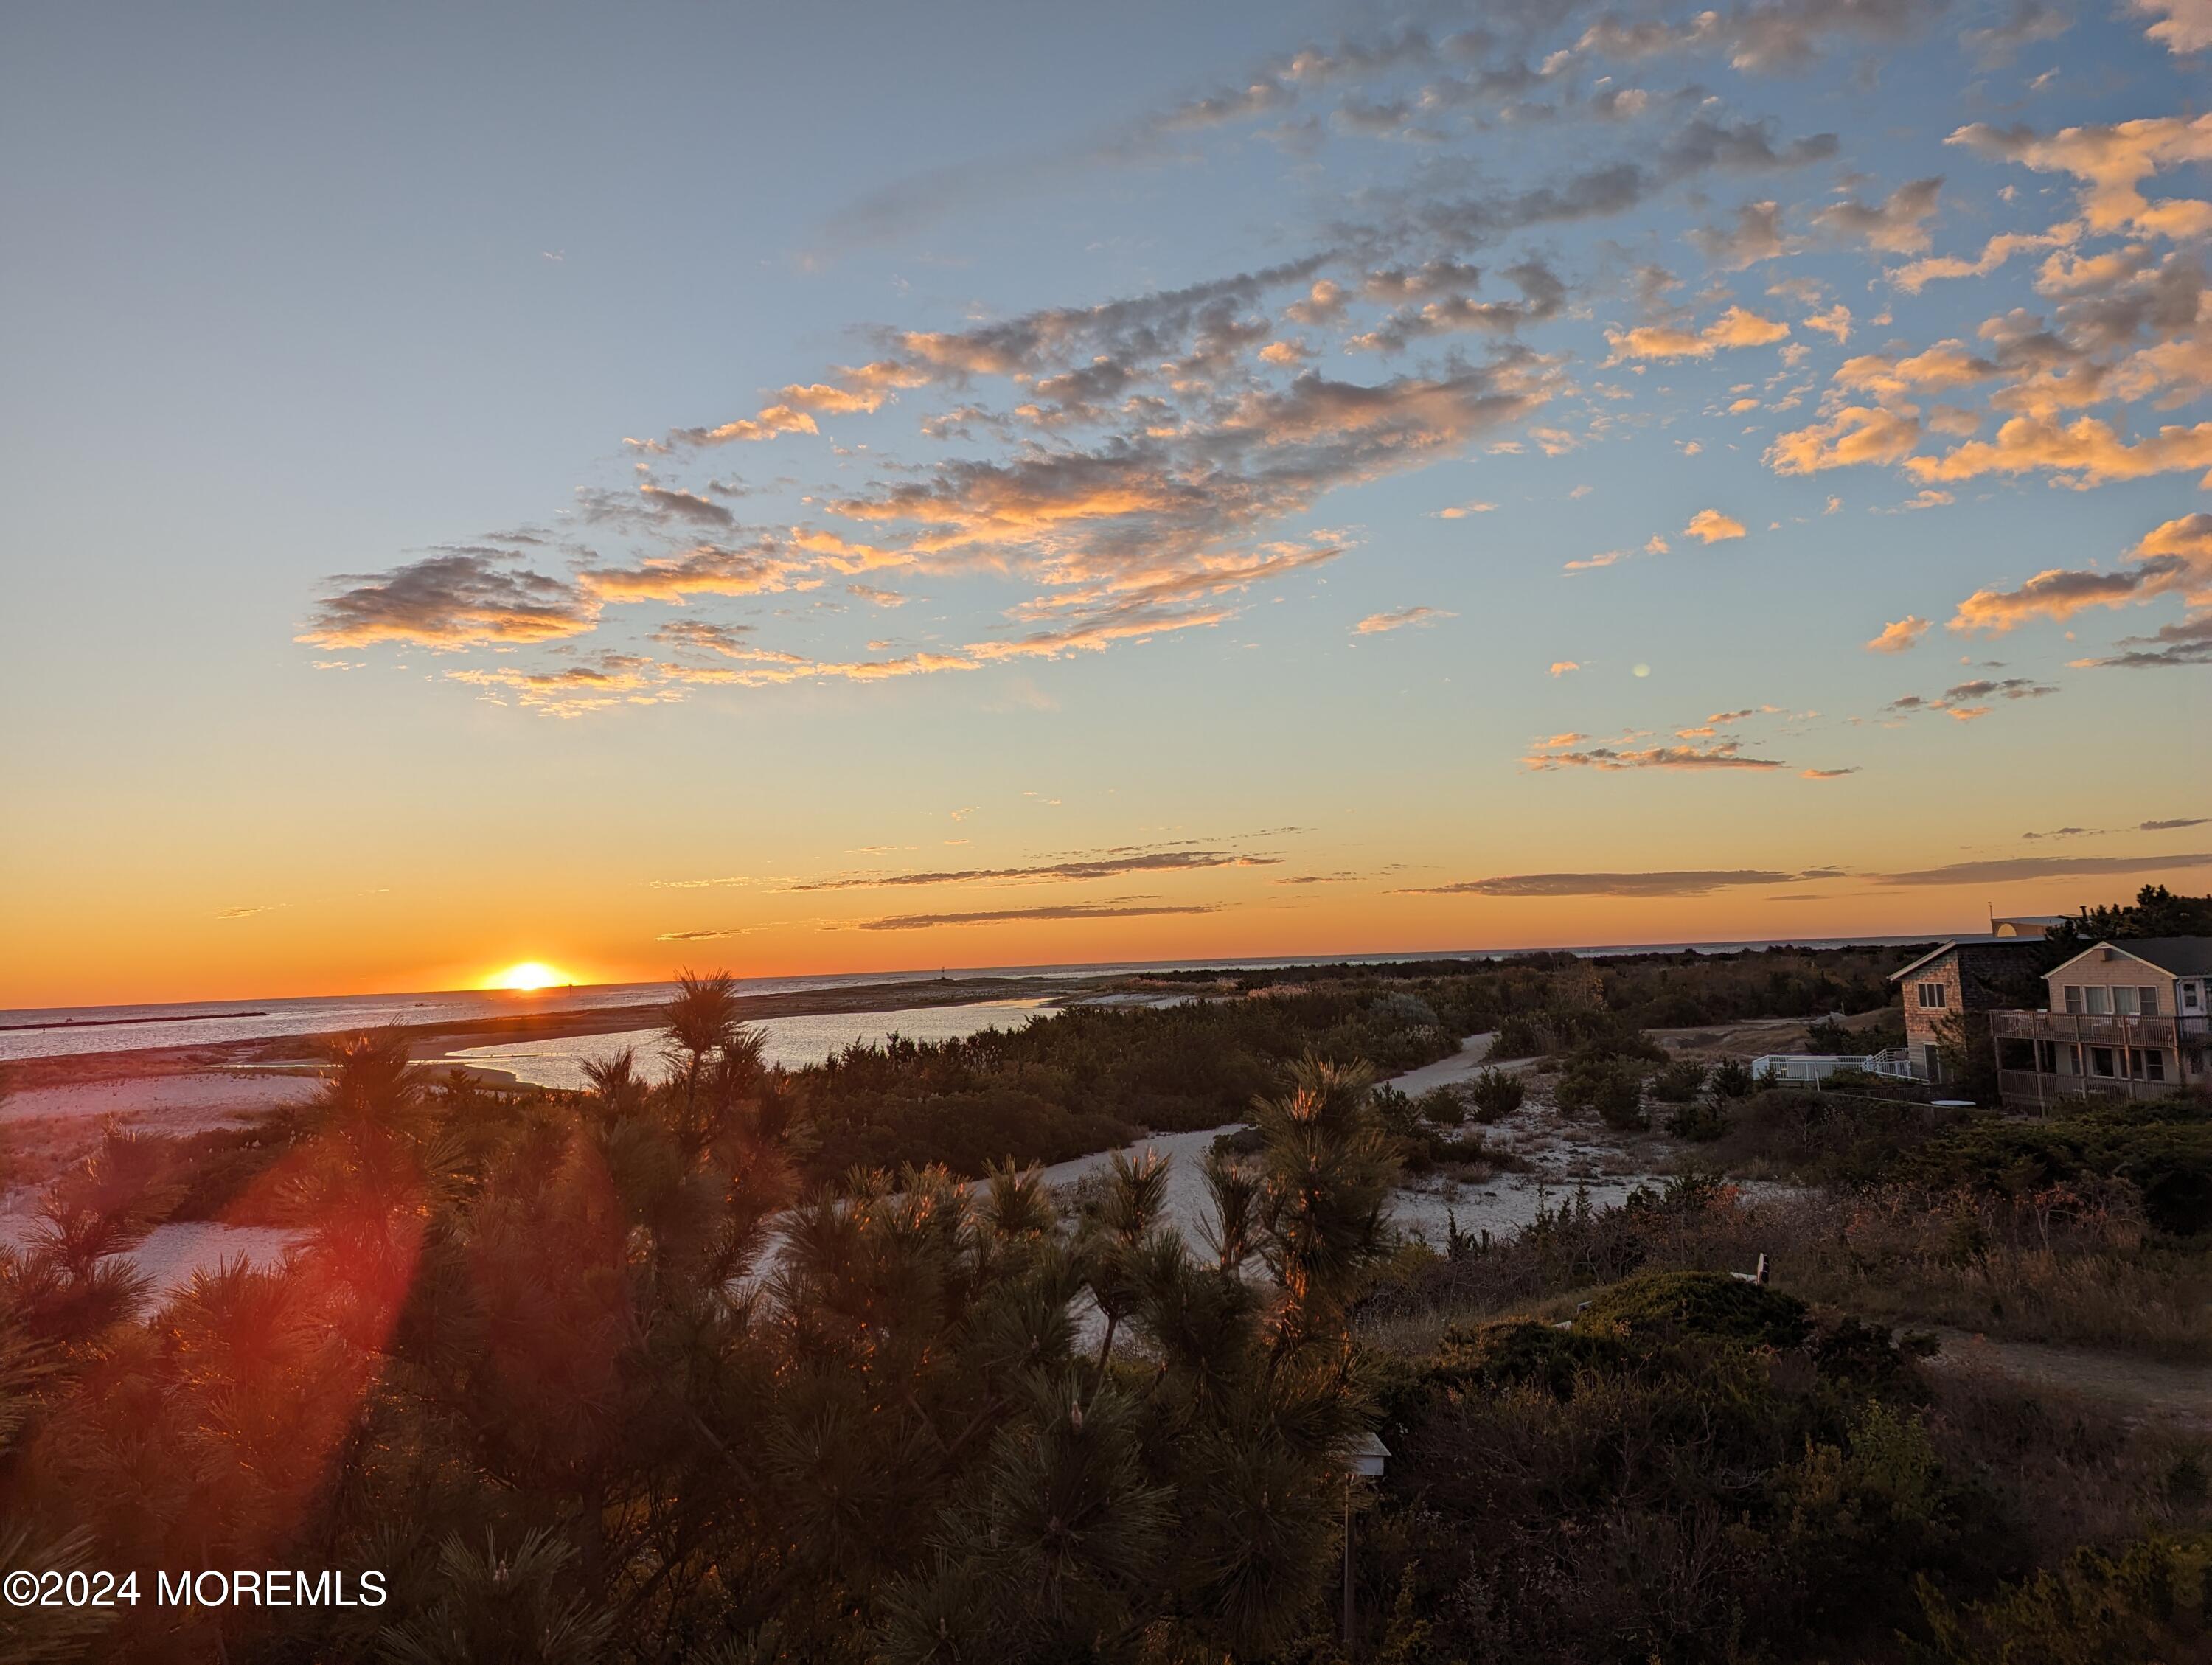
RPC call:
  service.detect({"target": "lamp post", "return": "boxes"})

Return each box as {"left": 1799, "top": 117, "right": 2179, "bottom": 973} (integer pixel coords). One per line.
{"left": 1343, "top": 1432, "right": 1390, "bottom": 1655}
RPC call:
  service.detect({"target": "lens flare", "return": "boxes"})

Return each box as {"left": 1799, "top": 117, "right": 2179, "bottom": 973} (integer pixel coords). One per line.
{"left": 485, "top": 961, "right": 568, "bottom": 991}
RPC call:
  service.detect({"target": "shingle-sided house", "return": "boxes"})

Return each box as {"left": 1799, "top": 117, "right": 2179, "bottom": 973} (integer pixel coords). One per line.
{"left": 1888, "top": 938, "right": 2054, "bottom": 1085}
{"left": 1989, "top": 936, "right": 2212, "bottom": 1108}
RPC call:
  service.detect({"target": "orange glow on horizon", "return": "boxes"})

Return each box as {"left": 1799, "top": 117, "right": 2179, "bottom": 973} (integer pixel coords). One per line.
{"left": 483, "top": 961, "right": 572, "bottom": 992}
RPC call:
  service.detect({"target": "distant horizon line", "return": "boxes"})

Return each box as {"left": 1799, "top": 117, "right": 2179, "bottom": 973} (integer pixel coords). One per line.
{"left": 1, "top": 929, "right": 1993, "bottom": 1021}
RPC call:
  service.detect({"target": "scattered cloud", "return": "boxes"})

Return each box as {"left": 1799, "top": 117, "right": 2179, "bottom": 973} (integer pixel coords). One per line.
{"left": 1683, "top": 508, "right": 1747, "bottom": 543}
{"left": 1875, "top": 851, "right": 2212, "bottom": 886}
{"left": 784, "top": 848, "right": 1276, "bottom": 891}
{"left": 1523, "top": 739, "right": 1787, "bottom": 771}
{"left": 859, "top": 900, "right": 1225, "bottom": 931}
{"left": 1865, "top": 615, "right": 1931, "bottom": 653}
{"left": 1399, "top": 869, "right": 1799, "bottom": 897}
{"left": 1354, "top": 605, "right": 1455, "bottom": 634}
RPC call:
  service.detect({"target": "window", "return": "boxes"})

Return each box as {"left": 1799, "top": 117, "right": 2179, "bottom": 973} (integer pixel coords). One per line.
{"left": 2065, "top": 985, "right": 2083, "bottom": 1013}
{"left": 2086, "top": 986, "right": 2112, "bottom": 1015}
{"left": 2090, "top": 1046, "right": 2116, "bottom": 1077}
{"left": 2146, "top": 1050, "right": 2166, "bottom": 1082}
{"left": 2140, "top": 986, "right": 2160, "bottom": 1016}
{"left": 1916, "top": 981, "right": 1947, "bottom": 1009}
{"left": 2184, "top": 982, "right": 2202, "bottom": 1012}
{"left": 2114, "top": 986, "right": 2139, "bottom": 1015}
{"left": 2037, "top": 1040, "right": 2058, "bottom": 1073}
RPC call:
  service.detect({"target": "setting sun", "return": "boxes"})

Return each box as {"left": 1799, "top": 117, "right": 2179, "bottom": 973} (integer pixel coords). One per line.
{"left": 484, "top": 961, "right": 569, "bottom": 992}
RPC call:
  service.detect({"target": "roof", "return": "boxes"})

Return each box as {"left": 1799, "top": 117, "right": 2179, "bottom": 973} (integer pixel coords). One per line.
{"left": 2046, "top": 936, "right": 2212, "bottom": 979}
{"left": 1887, "top": 937, "right": 2045, "bottom": 981}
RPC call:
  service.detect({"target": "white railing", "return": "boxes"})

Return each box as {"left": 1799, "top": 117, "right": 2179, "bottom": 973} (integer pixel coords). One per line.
{"left": 1750, "top": 1052, "right": 1924, "bottom": 1085}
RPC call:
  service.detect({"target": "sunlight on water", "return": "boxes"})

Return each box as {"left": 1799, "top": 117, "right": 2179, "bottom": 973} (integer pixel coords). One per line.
{"left": 445, "top": 998, "right": 1052, "bottom": 1088}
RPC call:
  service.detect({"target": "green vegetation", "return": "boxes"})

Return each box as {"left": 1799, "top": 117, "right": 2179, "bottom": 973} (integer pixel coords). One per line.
{"left": 0, "top": 987, "right": 1401, "bottom": 1662}
{"left": 6, "top": 934, "right": 2208, "bottom": 1661}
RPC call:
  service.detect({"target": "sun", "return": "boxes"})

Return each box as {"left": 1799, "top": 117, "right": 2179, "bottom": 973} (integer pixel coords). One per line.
{"left": 485, "top": 961, "right": 569, "bottom": 992}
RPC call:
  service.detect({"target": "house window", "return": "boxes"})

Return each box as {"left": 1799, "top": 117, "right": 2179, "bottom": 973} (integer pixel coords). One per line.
{"left": 2090, "top": 1046, "right": 2116, "bottom": 1077}
{"left": 2184, "top": 982, "right": 2202, "bottom": 1012}
{"left": 2086, "top": 987, "right": 2112, "bottom": 1015}
{"left": 2143, "top": 1049, "right": 2166, "bottom": 1082}
{"left": 2140, "top": 986, "right": 2160, "bottom": 1016}
{"left": 2065, "top": 985, "right": 2083, "bottom": 1013}
{"left": 2115, "top": 986, "right": 2139, "bottom": 1016}
{"left": 1916, "top": 981, "right": 1947, "bottom": 1009}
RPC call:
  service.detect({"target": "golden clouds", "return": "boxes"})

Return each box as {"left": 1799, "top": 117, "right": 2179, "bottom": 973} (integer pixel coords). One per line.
{"left": 1765, "top": 405, "right": 1923, "bottom": 473}
{"left": 1604, "top": 305, "right": 1790, "bottom": 361}
{"left": 1682, "top": 508, "right": 1747, "bottom": 543}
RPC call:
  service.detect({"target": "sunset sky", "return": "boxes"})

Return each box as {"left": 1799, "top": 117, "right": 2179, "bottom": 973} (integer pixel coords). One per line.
{"left": 3, "top": 0, "right": 2209, "bottom": 1007}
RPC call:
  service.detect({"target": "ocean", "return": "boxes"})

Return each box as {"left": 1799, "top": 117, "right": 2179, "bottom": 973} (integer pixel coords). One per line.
{"left": 0, "top": 935, "right": 1944, "bottom": 1064}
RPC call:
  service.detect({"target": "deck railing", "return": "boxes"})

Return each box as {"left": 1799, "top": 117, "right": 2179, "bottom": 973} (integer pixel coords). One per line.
{"left": 1989, "top": 1010, "right": 2210, "bottom": 1045}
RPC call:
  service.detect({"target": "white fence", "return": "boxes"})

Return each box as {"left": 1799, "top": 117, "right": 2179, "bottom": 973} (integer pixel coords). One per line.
{"left": 1747, "top": 1050, "right": 1925, "bottom": 1086}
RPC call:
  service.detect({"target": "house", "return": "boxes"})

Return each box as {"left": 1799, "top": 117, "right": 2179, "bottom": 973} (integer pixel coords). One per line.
{"left": 1888, "top": 938, "right": 2054, "bottom": 1083}
{"left": 1989, "top": 936, "right": 2212, "bottom": 1108}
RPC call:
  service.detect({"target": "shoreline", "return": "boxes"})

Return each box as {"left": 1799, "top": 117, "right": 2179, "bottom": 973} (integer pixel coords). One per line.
{"left": 0, "top": 971, "right": 1155, "bottom": 1092}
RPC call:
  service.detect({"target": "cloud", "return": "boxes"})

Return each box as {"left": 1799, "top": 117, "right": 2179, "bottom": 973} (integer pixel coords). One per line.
{"left": 1950, "top": 115, "right": 2212, "bottom": 237}
{"left": 1905, "top": 416, "right": 2212, "bottom": 488}
{"left": 1963, "top": 0, "right": 2072, "bottom": 63}
{"left": 2131, "top": 0, "right": 2212, "bottom": 52}
{"left": 2067, "top": 608, "right": 2212, "bottom": 668}
{"left": 1888, "top": 222, "right": 2079, "bottom": 293}
{"left": 1548, "top": 660, "right": 1582, "bottom": 676}
{"left": 846, "top": 583, "right": 910, "bottom": 607}
{"left": 1947, "top": 512, "right": 2212, "bottom": 633}
{"left": 1604, "top": 305, "right": 1791, "bottom": 362}
{"left": 1683, "top": 508, "right": 1747, "bottom": 543}
{"left": 1865, "top": 615, "right": 1931, "bottom": 653}
{"left": 2143, "top": 817, "right": 2211, "bottom": 830}
{"left": 448, "top": 653, "right": 669, "bottom": 718}
{"left": 1523, "top": 739, "right": 1787, "bottom": 771}
{"left": 1812, "top": 176, "right": 1944, "bottom": 254}
{"left": 1765, "top": 405, "right": 1924, "bottom": 473}
{"left": 858, "top": 900, "right": 1225, "bottom": 931}
{"left": 1575, "top": 0, "right": 1952, "bottom": 74}
{"left": 1688, "top": 200, "right": 1795, "bottom": 268}
{"left": 1875, "top": 851, "right": 2212, "bottom": 886}
{"left": 1434, "top": 499, "right": 1499, "bottom": 518}
{"left": 583, "top": 540, "right": 813, "bottom": 603}
{"left": 1400, "top": 869, "right": 1798, "bottom": 897}
{"left": 1800, "top": 767, "right": 1860, "bottom": 779}
{"left": 1346, "top": 260, "right": 1567, "bottom": 351}
{"left": 1354, "top": 604, "right": 1455, "bottom": 634}
{"left": 213, "top": 904, "right": 282, "bottom": 920}
{"left": 299, "top": 552, "right": 599, "bottom": 649}
{"left": 664, "top": 405, "right": 821, "bottom": 448}
{"left": 783, "top": 848, "right": 1276, "bottom": 891}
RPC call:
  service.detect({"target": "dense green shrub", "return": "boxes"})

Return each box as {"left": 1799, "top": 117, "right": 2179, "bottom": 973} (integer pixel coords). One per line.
{"left": 1571, "top": 1268, "right": 1811, "bottom": 1350}
{"left": 1903, "top": 1099, "right": 2212, "bottom": 1236}
{"left": 1467, "top": 1066, "right": 1527, "bottom": 1122}
{"left": 1711, "top": 1057, "right": 1757, "bottom": 1098}
{"left": 1557, "top": 1055, "right": 1649, "bottom": 1130}
{"left": 1649, "top": 1058, "right": 1708, "bottom": 1102}
{"left": 1664, "top": 1097, "right": 1733, "bottom": 1141}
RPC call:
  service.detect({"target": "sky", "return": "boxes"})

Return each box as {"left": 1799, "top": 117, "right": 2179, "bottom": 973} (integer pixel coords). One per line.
{"left": 2, "top": 0, "right": 2209, "bottom": 1007}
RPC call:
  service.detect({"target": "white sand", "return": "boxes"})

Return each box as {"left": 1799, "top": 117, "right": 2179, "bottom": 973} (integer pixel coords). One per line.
{"left": 2, "top": 1071, "right": 319, "bottom": 1130}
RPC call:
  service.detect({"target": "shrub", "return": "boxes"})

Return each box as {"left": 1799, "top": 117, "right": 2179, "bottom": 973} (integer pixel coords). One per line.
{"left": 1558, "top": 1057, "right": 1649, "bottom": 1130}
{"left": 1649, "top": 1059, "right": 1708, "bottom": 1103}
{"left": 1572, "top": 1268, "right": 1812, "bottom": 1350}
{"left": 1488, "top": 1013, "right": 1547, "bottom": 1059}
{"left": 1414, "top": 1085, "right": 1466, "bottom": 1126}
{"left": 1904, "top": 1099, "right": 2212, "bottom": 1237}
{"left": 1467, "top": 1068, "right": 1527, "bottom": 1122}
{"left": 1665, "top": 1098, "right": 1733, "bottom": 1142}
{"left": 1710, "top": 1057, "right": 1758, "bottom": 1098}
